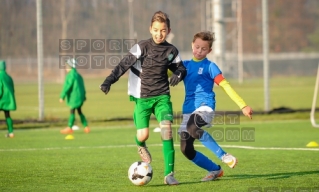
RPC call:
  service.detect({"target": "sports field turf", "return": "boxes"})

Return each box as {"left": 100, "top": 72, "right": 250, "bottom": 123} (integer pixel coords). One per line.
{"left": 0, "top": 120, "right": 318, "bottom": 191}
{"left": 0, "top": 76, "right": 319, "bottom": 191}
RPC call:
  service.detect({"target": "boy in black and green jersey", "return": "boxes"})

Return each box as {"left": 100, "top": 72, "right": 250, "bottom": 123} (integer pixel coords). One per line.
{"left": 100, "top": 11, "right": 187, "bottom": 185}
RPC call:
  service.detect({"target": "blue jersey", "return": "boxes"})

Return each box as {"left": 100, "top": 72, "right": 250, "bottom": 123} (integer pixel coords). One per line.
{"left": 182, "top": 58, "right": 222, "bottom": 113}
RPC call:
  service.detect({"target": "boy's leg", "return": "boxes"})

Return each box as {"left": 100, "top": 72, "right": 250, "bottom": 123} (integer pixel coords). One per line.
{"left": 135, "top": 134, "right": 145, "bottom": 146}
{"left": 161, "top": 120, "right": 178, "bottom": 185}
{"left": 68, "top": 109, "right": 76, "bottom": 127}
{"left": 155, "top": 95, "right": 178, "bottom": 185}
{"left": 60, "top": 109, "right": 75, "bottom": 134}
{"left": 133, "top": 98, "right": 152, "bottom": 163}
{"left": 200, "top": 131, "right": 237, "bottom": 168}
{"left": 161, "top": 120, "right": 175, "bottom": 174}
{"left": 4, "top": 111, "right": 14, "bottom": 138}
{"left": 189, "top": 110, "right": 238, "bottom": 168}
{"left": 180, "top": 131, "right": 223, "bottom": 181}
{"left": 135, "top": 129, "right": 152, "bottom": 163}
{"left": 77, "top": 107, "right": 88, "bottom": 127}
{"left": 187, "top": 113, "right": 226, "bottom": 158}
{"left": 180, "top": 131, "right": 220, "bottom": 171}
{"left": 6, "top": 117, "right": 14, "bottom": 133}
{"left": 77, "top": 107, "right": 90, "bottom": 133}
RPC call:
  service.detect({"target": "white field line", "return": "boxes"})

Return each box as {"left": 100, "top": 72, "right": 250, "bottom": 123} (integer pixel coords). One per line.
{"left": 77, "top": 119, "right": 311, "bottom": 129}
{"left": 0, "top": 144, "right": 318, "bottom": 152}
{"left": 217, "top": 145, "right": 319, "bottom": 151}
{"left": 9, "top": 119, "right": 310, "bottom": 131}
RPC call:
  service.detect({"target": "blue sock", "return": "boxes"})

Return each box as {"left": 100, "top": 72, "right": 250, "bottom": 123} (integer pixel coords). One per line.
{"left": 191, "top": 151, "right": 220, "bottom": 171}
{"left": 199, "top": 131, "right": 226, "bottom": 159}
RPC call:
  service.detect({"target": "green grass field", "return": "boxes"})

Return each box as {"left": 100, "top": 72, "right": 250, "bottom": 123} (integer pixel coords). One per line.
{"left": 0, "top": 120, "right": 319, "bottom": 191}
{"left": 1, "top": 76, "right": 319, "bottom": 191}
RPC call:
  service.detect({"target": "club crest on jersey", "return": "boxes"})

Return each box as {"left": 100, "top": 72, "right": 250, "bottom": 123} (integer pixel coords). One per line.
{"left": 198, "top": 67, "right": 203, "bottom": 74}
{"left": 167, "top": 53, "right": 174, "bottom": 61}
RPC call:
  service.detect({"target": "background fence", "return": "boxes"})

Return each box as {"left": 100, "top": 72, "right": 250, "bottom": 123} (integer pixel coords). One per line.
{"left": 1, "top": 0, "right": 319, "bottom": 82}
{"left": 1, "top": 0, "right": 319, "bottom": 120}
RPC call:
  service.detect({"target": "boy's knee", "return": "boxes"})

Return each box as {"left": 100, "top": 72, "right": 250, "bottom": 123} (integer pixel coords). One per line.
{"left": 160, "top": 120, "right": 172, "bottom": 140}
{"left": 137, "top": 128, "right": 149, "bottom": 142}
{"left": 187, "top": 114, "right": 205, "bottom": 139}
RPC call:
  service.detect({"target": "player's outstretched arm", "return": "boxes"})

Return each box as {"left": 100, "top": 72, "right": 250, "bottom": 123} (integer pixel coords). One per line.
{"left": 100, "top": 53, "right": 138, "bottom": 95}
{"left": 219, "top": 79, "right": 246, "bottom": 109}
{"left": 218, "top": 78, "right": 253, "bottom": 119}
{"left": 242, "top": 106, "right": 253, "bottom": 119}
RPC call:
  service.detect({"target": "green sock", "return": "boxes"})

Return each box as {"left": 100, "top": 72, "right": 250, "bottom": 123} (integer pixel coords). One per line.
{"left": 162, "top": 139, "right": 175, "bottom": 176}
{"left": 68, "top": 114, "right": 75, "bottom": 127}
{"left": 135, "top": 136, "right": 145, "bottom": 147}
{"left": 6, "top": 117, "right": 13, "bottom": 133}
{"left": 79, "top": 114, "right": 88, "bottom": 127}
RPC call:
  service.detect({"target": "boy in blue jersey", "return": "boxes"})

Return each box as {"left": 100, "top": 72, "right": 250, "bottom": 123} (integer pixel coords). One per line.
{"left": 178, "top": 31, "right": 253, "bottom": 182}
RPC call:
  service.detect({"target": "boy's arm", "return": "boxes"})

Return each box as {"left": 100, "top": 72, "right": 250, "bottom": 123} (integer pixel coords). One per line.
{"left": 103, "top": 53, "right": 138, "bottom": 85}
{"left": 101, "top": 44, "right": 140, "bottom": 94}
{"left": 168, "top": 54, "right": 187, "bottom": 86}
{"left": 215, "top": 74, "right": 253, "bottom": 118}
{"left": 218, "top": 79, "right": 247, "bottom": 109}
{"left": 60, "top": 75, "right": 73, "bottom": 100}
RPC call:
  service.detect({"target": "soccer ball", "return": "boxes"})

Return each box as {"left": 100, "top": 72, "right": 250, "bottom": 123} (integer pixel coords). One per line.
{"left": 128, "top": 161, "right": 153, "bottom": 186}
{"left": 71, "top": 125, "right": 79, "bottom": 130}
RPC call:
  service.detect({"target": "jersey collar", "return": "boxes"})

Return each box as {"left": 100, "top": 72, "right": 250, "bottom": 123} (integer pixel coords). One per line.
{"left": 192, "top": 57, "right": 206, "bottom": 62}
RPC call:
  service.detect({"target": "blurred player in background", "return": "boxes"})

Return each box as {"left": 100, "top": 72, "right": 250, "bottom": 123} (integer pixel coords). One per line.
{"left": 0, "top": 60, "right": 17, "bottom": 138}
{"left": 59, "top": 58, "right": 90, "bottom": 134}
{"left": 100, "top": 11, "right": 186, "bottom": 185}
{"left": 179, "top": 31, "right": 253, "bottom": 181}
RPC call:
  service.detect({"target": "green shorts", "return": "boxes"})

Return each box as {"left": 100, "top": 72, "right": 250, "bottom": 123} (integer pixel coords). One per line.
{"left": 130, "top": 94, "right": 173, "bottom": 129}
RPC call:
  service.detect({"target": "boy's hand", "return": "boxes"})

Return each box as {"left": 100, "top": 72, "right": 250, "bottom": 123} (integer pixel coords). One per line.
{"left": 59, "top": 98, "right": 64, "bottom": 103}
{"left": 100, "top": 83, "right": 111, "bottom": 95}
{"left": 242, "top": 106, "right": 253, "bottom": 119}
{"left": 169, "top": 70, "right": 182, "bottom": 86}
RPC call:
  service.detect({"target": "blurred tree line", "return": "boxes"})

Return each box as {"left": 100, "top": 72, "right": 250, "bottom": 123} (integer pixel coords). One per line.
{"left": 0, "top": 0, "right": 319, "bottom": 58}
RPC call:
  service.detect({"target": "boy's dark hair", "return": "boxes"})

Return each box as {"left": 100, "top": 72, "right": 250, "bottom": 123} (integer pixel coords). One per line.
{"left": 193, "top": 31, "right": 215, "bottom": 48}
{"left": 151, "top": 11, "right": 170, "bottom": 29}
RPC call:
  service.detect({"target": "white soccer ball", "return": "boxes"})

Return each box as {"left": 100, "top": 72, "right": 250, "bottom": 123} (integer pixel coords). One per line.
{"left": 128, "top": 161, "right": 153, "bottom": 186}
{"left": 153, "top": 127, "right": 161, "bottom": 133}
{"left": 71, "top": 125, "right": 79, "bottom": 130}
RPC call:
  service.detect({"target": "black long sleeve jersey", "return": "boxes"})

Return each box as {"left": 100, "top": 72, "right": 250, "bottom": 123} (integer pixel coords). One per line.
{"left": 105, "top": 38, "right": 187, "bottom": 98}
